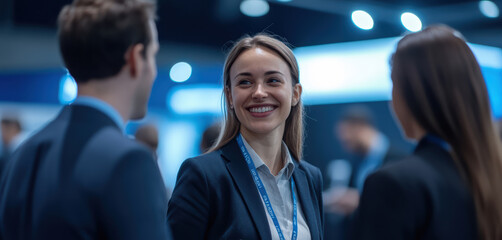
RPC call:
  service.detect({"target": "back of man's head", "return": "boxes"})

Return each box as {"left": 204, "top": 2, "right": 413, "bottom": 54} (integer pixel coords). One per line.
{"left": 336, "top": 106, "right": 377, "bottom": 155}
{"left": 338, "top": 106, "right": 375, "bottom": 128}
{"left": 200, "top": 122, "right": 221, "bottom": 153}
{"left": 58, "top": 0, "right": 156, "bottom": 83}
{"left": 134, "top": 124, "right": 158, "bottom": 151}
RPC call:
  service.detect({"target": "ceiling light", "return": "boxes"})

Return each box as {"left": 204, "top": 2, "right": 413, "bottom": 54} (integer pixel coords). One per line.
{"left": 170, "top": 62, "right": 192, "bottom": 83}
{"left": 351, "top": 10, "right": 374, "bottom": 30}
{"left": 401, "top": 12, "right": 422, "bottom": 32}
{"left": 240, "top": 0, "right": 270, "bottom": 17}
{"left": 479, "top": 0, "right": 499, "bottom": 18}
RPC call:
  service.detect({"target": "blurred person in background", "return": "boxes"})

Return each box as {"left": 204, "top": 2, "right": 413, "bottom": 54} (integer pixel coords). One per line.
{"left": 0, "top": 116, "right": 24, "bottom": 177}
{"left": 0, "top": 0, "right": 172, "bottom": 239}
{"left": 199, "top": 121, "right": 221, "bottom": 153}
{"left": 167, "top": 34, "right": 324, "bottom": 240}
{"left": 497, "top": 119, "right": 502, "bottom": 141}
{"left": 353, "top": 25, "right": 502, "bottom": 240}
{"left": 323, "top": 107, "right": 405, "bottom": 240}
{"left": 134, "top": 123, "right": 159, "bottom": 160}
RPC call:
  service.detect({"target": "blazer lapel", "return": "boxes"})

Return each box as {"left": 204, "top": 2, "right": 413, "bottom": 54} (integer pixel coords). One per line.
{"left": 293, "top": 164, "right": 320, "bottom": 240}
{"left": 222, "top": 139, "right": 272, "bottom": 240}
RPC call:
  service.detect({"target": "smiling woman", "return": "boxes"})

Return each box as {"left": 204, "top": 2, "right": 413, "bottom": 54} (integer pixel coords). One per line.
{"left": 228, "top": 47, "right": 301, "bottom": 147}
{"left": 167, "top": 34, "right": 324, "bottom": 240}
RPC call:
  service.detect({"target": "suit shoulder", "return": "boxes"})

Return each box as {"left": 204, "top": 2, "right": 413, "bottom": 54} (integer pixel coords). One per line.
{"left": 15, "top": 115, "right": 63, "bottom": 149}
{"left": 183, "top": 151, "right": 223, "bottom": 170}
{"left": 87, "top": 127, "right": 149, "bottom": 156}
{"left": 369, "top": 154, "right": 433, "bottom": 188}
{"left": 190, "top": 150, "right": 223, "bottom": 163}
{"left": 298, "top": 160, "right": 323, "bottom": 190}
{"left": 298, "top": 160, "right": 322, "bottom": 176}
{"left": 75, "top": 127, "right": 155, "bottom": 182}
{"left": 174, "top": 152, "right": 222, "bottom": 180}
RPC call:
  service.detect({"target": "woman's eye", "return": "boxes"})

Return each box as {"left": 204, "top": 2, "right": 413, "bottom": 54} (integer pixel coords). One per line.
{"left": 268, "top": 78, "right": 281, "bottom": 84}
{"left": 238, "top": 80, "right": 251, "bottom": 85}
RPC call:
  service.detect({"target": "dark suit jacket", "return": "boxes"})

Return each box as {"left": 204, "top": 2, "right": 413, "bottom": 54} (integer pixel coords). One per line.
{"left": 348, "top": 144, "right": 406, "bottom": 189}
{"left": 0, "top": 105, "right": 171, "bottom": 240}
{"left": 167, "top": 138, "right": 324, "bottom": 240}
{"left": 352, "top": 138, "right": 477, "bottom": 240}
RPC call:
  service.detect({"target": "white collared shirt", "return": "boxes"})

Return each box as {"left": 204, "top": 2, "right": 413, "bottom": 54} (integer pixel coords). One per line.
{"left": 241, "top": 136, "right": 311, "bottom": 240}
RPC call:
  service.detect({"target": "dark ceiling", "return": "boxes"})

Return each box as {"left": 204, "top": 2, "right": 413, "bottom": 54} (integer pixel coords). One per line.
{"left": 5, "top": 0, "right": 502, "bottom": 48}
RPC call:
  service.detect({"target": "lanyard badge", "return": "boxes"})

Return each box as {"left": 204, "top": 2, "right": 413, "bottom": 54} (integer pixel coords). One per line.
{"left": 237, "top": 135, "right": 298, "bottom": 240}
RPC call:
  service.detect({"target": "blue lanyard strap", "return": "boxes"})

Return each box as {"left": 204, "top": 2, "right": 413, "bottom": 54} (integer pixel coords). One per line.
{"left": 237, "top": 135, "right": 298, "bottom": 240}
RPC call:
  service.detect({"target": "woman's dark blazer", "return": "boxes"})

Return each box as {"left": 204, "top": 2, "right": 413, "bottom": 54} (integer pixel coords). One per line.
{"left": 352, "top": 138, "right": 478, "bottom": 240}
{"left": 167, "top": 138, "right": 324, "bottom": 240}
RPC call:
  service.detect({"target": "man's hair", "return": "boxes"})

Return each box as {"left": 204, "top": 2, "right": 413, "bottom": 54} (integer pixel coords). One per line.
{"left": 134, "top": 124, "right": 158, "bottom": 150}
{"left": 1, "top": 117, "right": 21, "bottom": 132}
{"left": 58, "top": 0, "right": 156, "bottom": 83}
{"left": 339, "top": 105, "right": 375, "bottom": 127}
{"left": 200, "top": 122, "right": 221, "bottom": 153}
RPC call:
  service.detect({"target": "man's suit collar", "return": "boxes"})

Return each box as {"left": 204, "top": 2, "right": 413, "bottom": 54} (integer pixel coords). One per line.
{"left": 61, "top": 104, "right": 121, "bottom": 132}
{"left": 72, "top": 96, "right": 124, "bottom": 132}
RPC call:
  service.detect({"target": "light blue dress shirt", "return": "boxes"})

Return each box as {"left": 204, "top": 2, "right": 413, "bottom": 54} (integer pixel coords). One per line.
{"left": 355, "top": 133, "right": 389, "bottom": 192}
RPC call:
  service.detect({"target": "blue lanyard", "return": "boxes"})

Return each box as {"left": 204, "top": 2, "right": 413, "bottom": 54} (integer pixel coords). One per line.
{"left": 237, "top": 135, "right": 298, "bottom": 240}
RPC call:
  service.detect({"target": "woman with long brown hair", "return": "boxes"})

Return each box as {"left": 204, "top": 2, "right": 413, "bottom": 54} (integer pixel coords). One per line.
{"left": 167, "top": 34, "right": 324, "bottom": 240}
{"left": 353, "top": 25, "right": 502, "bottom": 240}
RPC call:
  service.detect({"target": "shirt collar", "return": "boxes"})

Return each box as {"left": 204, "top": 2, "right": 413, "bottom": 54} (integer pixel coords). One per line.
{"left": 71, "top": 96, "right": 125, "bottom": 132}
{"left": 240, "top": 134, "right": 295, "bottom": 179}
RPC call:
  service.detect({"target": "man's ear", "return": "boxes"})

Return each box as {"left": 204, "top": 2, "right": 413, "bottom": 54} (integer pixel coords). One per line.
{"left": 125, "top": 43, "right": 145, "bottom": 78}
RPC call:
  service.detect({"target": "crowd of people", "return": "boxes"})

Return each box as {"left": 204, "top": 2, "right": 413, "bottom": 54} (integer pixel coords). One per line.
{"left": 0, "top": 0, "right": 501, "bottom": 239}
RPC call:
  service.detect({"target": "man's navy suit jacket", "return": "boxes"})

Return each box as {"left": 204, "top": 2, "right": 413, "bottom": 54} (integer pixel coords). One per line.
{"left": 0, "top": 105, "right": 171, "bottom": 239}
{"left": 167, "top": 138, "right": 324, "bottom": 240}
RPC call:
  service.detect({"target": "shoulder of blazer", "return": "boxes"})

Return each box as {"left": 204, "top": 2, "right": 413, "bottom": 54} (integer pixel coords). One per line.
{"left": 383, "top": 144, "right": 408, "bottom": 165}
{"left": 296, "top": 160, "right": 323, "bottom": 194}
{"left": 174, "top": 149, "right": 230, "bottom": 188}
{"left": 297, "top": 160, "right": 322, "bottom": 179}
{"left": 370, "top": 140, "right": 454, "bottom": 189}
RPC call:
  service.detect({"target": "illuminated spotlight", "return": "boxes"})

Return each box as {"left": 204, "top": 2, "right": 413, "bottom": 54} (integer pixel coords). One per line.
{"left": 479, "top": 0, "right": 499, "bottom": 18}
{"left": 351, "top": 10, "right": 374, "bottom": 30}
{"left": 277, "top": 0, "right": 292, "bottom": 2}
{"left": 169, "top": 62, "right": 192, "bottom": 83}
{"left": 401, "top": 12, "right": 422, "bottom": 32}
{"left": 58, "top": 71, "right": 77, "bottom": 104}
{"left": 240, "top": 0, "right": 270, "bottom": 17}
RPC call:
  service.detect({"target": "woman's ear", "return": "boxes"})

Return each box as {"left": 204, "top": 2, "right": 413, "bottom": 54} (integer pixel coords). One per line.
{"left": 225, "top": 86, "right": 233, "bottom": 109}
{"left": 292, "top": 83, "right": 302, "bottom": 106}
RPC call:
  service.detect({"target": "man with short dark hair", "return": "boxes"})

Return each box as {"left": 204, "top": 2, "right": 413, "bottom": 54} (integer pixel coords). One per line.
{"left": 324, "top": 106, "right": 406, "bottom": 240}
{"left": 328, "top": 107, "right": 404, "bottom": 214}
{"left": 0, "top": 0, "right": 171, "bottom": 239}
